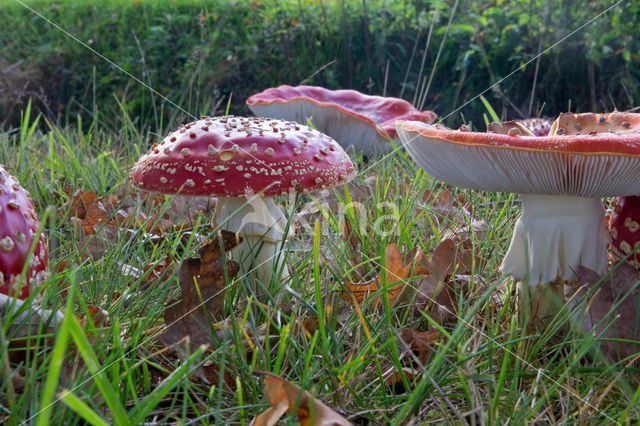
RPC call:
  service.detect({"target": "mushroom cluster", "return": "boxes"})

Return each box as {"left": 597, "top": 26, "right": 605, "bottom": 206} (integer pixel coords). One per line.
{"left": 0, "top": 166, "right": 48, "bottom": 299}
{"left": 247, "top": 85, "right": 436, "bottom": 156}
{"left": 397, "top": 112, "right": 640, "bottom": 326}
{"left": 131, "top": 116, "right": 356, "bottom": 294}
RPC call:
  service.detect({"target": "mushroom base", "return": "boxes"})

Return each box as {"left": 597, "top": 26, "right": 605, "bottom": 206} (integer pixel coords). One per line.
{"left": 517, "top": 279, "right": 565, "bottom": 328}
{"left": 501, "top": 194, "right": 609, "bottom": 286}
{"left": 213, "top": 197, "right": 291, "bottom": 296}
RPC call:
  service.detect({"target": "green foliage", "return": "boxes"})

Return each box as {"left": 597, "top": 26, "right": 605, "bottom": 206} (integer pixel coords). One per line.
{"left": 0, "top": 0, "right": 638, "bottom": 131}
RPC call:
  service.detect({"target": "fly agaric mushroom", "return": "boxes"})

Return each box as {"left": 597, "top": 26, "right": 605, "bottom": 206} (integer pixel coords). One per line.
{"left": 0, "top": 166, "right": 48, "bottom": 299}
{"left": 397, "top": 112, "right": 640, "bottom": 326}
{"left": 130, "top": 116, "right": 356, "bottom": 293}
{"left": 609, "top": 196, "right": 640, "bottom": 267}
{"left": 247, "top": 85, "right": 437, "bottom": 157}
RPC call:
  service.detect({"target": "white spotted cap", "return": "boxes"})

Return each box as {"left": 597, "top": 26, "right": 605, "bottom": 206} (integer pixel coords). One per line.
{"left": 131, "top": 116, "right": 356, "bottom": 197}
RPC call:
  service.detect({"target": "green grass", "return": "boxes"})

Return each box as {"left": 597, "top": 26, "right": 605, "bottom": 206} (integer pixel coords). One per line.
{"left": 1, "top": 104, "right": 640, "bottom": 424}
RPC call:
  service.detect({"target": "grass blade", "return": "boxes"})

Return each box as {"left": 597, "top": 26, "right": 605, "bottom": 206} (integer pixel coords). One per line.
{"left": 36, "top": 277, "right": 75, "bottom": 426}
{"left": 67, "top": 314, "right": 129, "bottom": 425}
{"left": 128, "top": 345, "right": 206, "bottom": 424}
{"left": 479, "top": 95, "right": 500, "bottom": 123}
{"left": 58, "top": 389, "right": 110, "bottom": 426}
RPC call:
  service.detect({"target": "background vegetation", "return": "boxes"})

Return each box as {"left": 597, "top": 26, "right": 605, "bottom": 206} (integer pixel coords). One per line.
{"left": 1, "top": 0, "right": 639, "bottom": 130}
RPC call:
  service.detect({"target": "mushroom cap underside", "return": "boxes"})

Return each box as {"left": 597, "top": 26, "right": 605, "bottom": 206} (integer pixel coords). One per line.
{"left": 247, "top": 85, "right": 436, "bottom": 141}
{"left": 397, "top": 114, "right": 640, "bottom": 197}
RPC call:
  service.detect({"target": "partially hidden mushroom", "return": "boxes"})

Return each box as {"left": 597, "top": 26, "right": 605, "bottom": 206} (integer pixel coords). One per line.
{"left": 0, "top": 166, "right": 48, "bottom": 299}
{"left": 609, "top": 195, "right": 640, "bottom": 267}
{"left": 130, "top": 116, "right": 356, "bottom": 294}
{"left": 397, "top": 112, "right": 640, "bottom": 326}
{"left": 247, "top": 85, "right": 436, "bottom": 157}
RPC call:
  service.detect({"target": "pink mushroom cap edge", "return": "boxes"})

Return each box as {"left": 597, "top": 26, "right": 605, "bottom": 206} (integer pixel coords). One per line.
{"left": 130, "top": 116, "right": 357, "bottom": 198}
{"left": 247, "top": 85, "right": 437, "bottom": 140}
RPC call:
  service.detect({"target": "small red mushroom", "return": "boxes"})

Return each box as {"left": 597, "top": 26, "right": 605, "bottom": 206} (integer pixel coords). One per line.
{"left": 131, "top": 116, "right": 356, "bottom": 292}
{"left": 609, "top": 196, "right": 640, "bottom": 267}
{"left": 247, "top": 85, "right": 436, "bottom": 156}
{"left": 0, "top": 166, "right": 48, "bottom": 299}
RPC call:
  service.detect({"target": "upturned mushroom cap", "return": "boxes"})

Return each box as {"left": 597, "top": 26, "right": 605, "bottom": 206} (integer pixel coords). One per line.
{"left": 609, "top": 195, "right": 640, "bottom": 267}
{"left": 0, "top": 166, "right": 48, "bottom": 299}
{"left": 130, "top": 116, "right": 356, "bottom": 197}
{"left": 396, "top": 112, "right": 640, "bottom": 197}
{"left": 247, "top": 85, "right": 436, "bottom": 155}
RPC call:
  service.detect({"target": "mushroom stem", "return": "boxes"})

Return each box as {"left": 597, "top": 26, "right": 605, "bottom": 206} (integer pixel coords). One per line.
{"left": 213, "top": 196, "right": 290, "bottom": 295}
{"left": 501, "top": 194, "right": 610, "bottom": 324}
{"left": 517, "top": 279, "right": 565, "bottom": 328}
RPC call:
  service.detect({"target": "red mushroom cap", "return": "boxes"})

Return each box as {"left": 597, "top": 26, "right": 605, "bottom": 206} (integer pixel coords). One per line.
{"left": 247, "top": 85, "right": 436, "bottom": 140}
{"left": 488, "top": 118, "right": 552, "bottom": 137}
{"left": 0, "top": 166, "right": 48, "bottom": 299}
{"left": 610, "top": 196, "right": 640, "bottom": 267}
{"left": 130, "top": 116, "right": 356, "bottom": 197}
{"left": 519, "top": 118, "right": 552, "bottom": 137}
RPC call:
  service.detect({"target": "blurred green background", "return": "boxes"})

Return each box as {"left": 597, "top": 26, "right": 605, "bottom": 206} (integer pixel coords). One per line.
{"left": 1, "top": 0, "right": 638, "bottom": 130}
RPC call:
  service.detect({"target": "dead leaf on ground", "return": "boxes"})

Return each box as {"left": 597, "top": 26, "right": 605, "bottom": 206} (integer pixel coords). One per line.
{"left": 158, "top": 230, "right": 241, "bottom": 349}
{"left": 571, "top": 263, "right": 640, "bottom": 363}
{"left": 253, "top": 371, "right": 352, "bottom": 426}
{"left": 66, "top": 189, "right": 98, "bottom": 219}
{"left": 419, "top": 190, "right": 473, "bottom": 226}
{"left": 341, "top": 243, "right": 413, "bottom": 308}
{"left": 400, "top": 328, "right": 441, "bottom": 364}
{"left": 384, "top": 328, "right": 443, "bottom": 389}
{"left": 341, "top": 214, "right": 365, "bottom": 280}
{"left": 65, "top": 186, "right": 216, "bottom": 246}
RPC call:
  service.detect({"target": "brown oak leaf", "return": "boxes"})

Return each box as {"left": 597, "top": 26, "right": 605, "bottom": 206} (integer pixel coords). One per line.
{"left": 342, "top": 243, "right": 412, "bottom": 308}
{"left": 159, "top": 230, "right": 241, "bottom": 349}
{"left": 253, "top": 371, "right": 352, "bottom": 426}
{"left": 571, "top": 262, "right": 640, "bottom": 363}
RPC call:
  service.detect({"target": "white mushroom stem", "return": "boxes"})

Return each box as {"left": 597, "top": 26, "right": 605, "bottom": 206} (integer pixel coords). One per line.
{"left": 213, "top": 196, "right": 290, "bottom": 294}
{"left": 501, "top": 194, "right": 610, "bottom": 324}
{"left": 0, "top": 294, "right": 64, "bottom": 328}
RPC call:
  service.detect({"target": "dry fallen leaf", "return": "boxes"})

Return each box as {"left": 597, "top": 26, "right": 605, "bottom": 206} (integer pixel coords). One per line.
{"left": 571, "top": 263, "right": 640, "bottom": 363}
{"left": 342, "top": 243, "right": 412, "bottom": 308}
{"left": 253, "top": 371, "right": 352, "bottom": 426}
{"left": 341, "top": 214, "right": 365, "bottom": 280}
{"left": 159, "top": 230, "right": 241, "bottom": 348}
{"left": 400, "top": 328, "right": 441, "bottom": 364}
{"left": 66, "top": 189, "right": 98, "bottom": 219}
{"left": 384, "top": 328, "right": 443, "bottom": 389}
{"left": 65, "top": 185, "right": 217, "bottom": 246}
